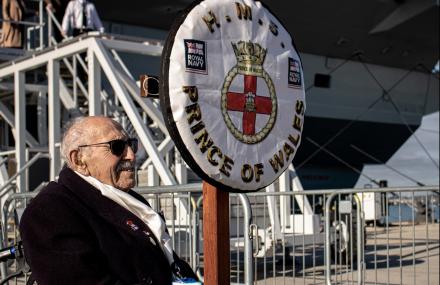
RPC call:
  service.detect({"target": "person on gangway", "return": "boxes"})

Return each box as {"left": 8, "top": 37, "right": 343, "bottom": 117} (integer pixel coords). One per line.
{"left": 61, "top": 0, "right": 103, "bottom": 37}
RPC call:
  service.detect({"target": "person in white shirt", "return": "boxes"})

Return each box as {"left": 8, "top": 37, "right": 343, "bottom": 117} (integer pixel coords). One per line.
{"left": 61, "top": 0, "right": 104, "bottom": 37}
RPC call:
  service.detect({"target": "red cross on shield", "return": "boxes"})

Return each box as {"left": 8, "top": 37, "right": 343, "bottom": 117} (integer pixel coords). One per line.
{"left": 226, "top": 75, "right": 273, "bottom": 135}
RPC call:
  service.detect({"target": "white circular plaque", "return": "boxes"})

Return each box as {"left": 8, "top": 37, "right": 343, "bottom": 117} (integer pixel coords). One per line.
{"left": 160, "top": 0, "right": 306, "bottom": 192}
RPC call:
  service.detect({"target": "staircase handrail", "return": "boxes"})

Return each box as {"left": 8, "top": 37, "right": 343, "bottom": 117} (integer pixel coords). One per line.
{"left": 45, "top": 6, "right": 63, "bottom": 40}
{"left": 0, "top": 152, "right": 49, "bottom": 197}
{"left": 0, "top": 19, "right": 43, "bottom": 27}
{"left": 0, "top": 158, "right": 7, "bottom": 168}
{"left": 46, "top": 6, "right": 89, "bottom": 93}
{"left": 60, "top": 56, "right": 89, "bottom": 96}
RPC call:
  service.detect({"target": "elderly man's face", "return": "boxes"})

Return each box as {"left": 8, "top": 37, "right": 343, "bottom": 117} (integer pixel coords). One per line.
{"left": 79, "top": 118, "right": 136, "bottom": 191}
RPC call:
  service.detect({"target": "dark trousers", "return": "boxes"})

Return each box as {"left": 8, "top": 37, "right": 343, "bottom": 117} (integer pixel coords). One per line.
{"left": 72, "top": 28, "right": 93, "bottom": 37}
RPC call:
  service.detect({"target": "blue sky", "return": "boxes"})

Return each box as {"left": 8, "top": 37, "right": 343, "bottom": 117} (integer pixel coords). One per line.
{"left": 355, "top": 111, "right": 439, "bottom": 188}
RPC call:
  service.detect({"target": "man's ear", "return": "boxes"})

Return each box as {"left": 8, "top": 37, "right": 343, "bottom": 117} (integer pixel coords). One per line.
{"left": 69, "top": 149, "right": 89, "bottom": 175}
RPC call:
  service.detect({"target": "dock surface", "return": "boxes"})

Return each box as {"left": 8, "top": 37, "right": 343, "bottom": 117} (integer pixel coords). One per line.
{"left": 251, "top": 223, "right": 439, "bottom": 284}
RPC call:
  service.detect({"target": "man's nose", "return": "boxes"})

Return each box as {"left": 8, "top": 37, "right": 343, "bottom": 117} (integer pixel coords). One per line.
{"left": 123, "top": 144, "right": 136, "bottom": 161}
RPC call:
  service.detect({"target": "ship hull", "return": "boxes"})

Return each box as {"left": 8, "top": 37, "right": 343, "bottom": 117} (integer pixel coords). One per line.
{"left": 294, "top": 115, "right": 418, "bottom": 189}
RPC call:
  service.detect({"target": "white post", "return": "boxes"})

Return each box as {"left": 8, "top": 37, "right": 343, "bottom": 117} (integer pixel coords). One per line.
{"left": 25, "top": 148, "right": 29, "bottom": 191}
{"left": 14, "top": 71, "right": 26, "bottom": 192}
{"left": 0, "top": 163, "right": 8, "bottom": 187}
{"left": 147, "top": 164, "right": 159, "bottom": 186}
{"left": 290, "top": 165, "right": 313, "bottom": 215}
{"left": 147, "top": 164, "right": 159, "bottom": 209}
{"left": 266, "top": 183, "right": 282, "bottom": 240}
{"left": 48, "top": 8, "right": 53, "bottom": 47}
{"left": 88, "top": 49, "right": 101, "bottom": 115}
{"left": 37, "top": 91, "right": 48, "bottom": 145}
{"left": 279, "top": 171, "right": 291, "bottom": 231}
{"left": 39, "top": 0, "right": 43, "bottom": 50}
{"left": 48, "top": 59, "right": 61, "bottom": 180}
{"left": 73, "top": 56, "right": 78, "bottom": 106}
{"left": 175, "top": 150, "right": 187, "bottom": 184}
{"left": 174, "top": 149, "right": 189, "bottom": 224}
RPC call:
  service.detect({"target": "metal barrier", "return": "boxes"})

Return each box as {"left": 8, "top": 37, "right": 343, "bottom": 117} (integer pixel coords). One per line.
{"left": 325, "top": 192, "right": 363, "bottom": 285}
{"left": 135, "top": 184, "right": 254, "bottom": 285}
{"left": 1, "top": 184, "right": 439, "bottom": 284}
{"left": 0, "top": 153, "right": 48, "bottom": 198}
{"left": 242, "top": 186, "right": 438, "bottom": 285}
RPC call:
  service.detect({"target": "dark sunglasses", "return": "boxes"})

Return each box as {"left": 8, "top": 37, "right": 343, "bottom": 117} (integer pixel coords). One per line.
{"left": 78, "top": 138, "right": 138, "bottom": 156}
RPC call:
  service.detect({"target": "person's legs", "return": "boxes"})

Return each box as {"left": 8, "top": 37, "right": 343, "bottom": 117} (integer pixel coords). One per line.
{"left": 72, "top": 28, "right": 82, "bottom": 37}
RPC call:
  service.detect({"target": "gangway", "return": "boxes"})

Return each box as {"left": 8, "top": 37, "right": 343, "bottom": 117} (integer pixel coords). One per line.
{"left": 0, "top": 33, "right": 192, "bottom": 223}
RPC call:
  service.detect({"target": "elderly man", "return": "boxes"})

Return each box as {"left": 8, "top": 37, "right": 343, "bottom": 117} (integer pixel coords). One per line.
{"left": 19, "top": 116, "right": 197, "bottom": 285}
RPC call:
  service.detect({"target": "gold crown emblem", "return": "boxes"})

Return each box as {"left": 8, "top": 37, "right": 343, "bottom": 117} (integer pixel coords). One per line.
{"left": 232, "top": 41, "right": 267, "bottom": 66}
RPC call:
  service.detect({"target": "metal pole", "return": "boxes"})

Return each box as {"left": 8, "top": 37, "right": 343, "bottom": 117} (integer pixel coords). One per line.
{"left": 190, "top": 196, "right": 197, "bottom": 270}
{"left": 88, "top": 48, "right": 101, "bottom": 115}
{"left": 325, "top": 193, "right": 335, "bottom": 285}
{"left": 73, "top": 56, "right": 78, "bottom": 106}
{"left": 279, "top": 171, "right": 290, "bottom": 230}
{"left": 266, "top": 184, "right": 282, "bottom": 240}
{"left": 26, "top": 27, "right": 31, "bottom": 50}
{"left": 37, "top": 91, "right": 48, "bottom": 145}
{"left": 14, "top": 71, "right": 26, "bottom": 193}
{"left": 238, "top": 193, "right": 253, "bottom": 285}
{"left": 175, "top": 150, "right": 187, "bottom": 184}
{"left": 111, "top": 49, "right": 135, "bottom": 80}
{"left": 48, "top": 59, "right": 60, "bottom": 180}
{"left": 25, "top": 148, "right": 29, "bottom": 191}
{"left": 354, "top": 194, "right": 363, "bottom": 284}
{"left": 48, "top": 7, "right": 53, "bottom": 47}
{"left": 39, "top": 0, "right": 43, "bottom": 49}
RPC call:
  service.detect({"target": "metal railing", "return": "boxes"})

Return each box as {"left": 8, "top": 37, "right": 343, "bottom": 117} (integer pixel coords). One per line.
{"left": 1, "top": 183, "right": 439, "bottom": 284}
{"left": 0, "top": 0, "right": 45, "bottom": 50}
{"left": 0, "top": 152, "right": 48, "bottom": 197}
{"left": 325, "top": 192, "right": 363, "bottom": 285}
{"left": 46, "top": 6, "right": 90, "bottom": 105}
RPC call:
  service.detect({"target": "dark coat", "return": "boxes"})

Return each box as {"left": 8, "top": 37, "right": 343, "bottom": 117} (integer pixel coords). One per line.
{"left": 19, "top": 167, "right": 196, "bottom": 285}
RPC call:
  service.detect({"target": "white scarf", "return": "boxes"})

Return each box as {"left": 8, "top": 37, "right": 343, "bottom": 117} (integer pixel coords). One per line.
{"left": 75, "top": 171, "right": 174, "bottom": 265}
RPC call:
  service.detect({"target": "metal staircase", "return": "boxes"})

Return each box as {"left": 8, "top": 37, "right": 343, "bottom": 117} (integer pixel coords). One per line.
{"left": 0, "top": 32, "right": 196, "bottom": 224}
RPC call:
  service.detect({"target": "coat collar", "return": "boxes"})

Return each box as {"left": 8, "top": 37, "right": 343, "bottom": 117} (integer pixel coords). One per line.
{"left": 59, "top": 167, "right": 130, "bottom": 219}
{"left": 57, "top": 167, "right": 165, "bottom": 251}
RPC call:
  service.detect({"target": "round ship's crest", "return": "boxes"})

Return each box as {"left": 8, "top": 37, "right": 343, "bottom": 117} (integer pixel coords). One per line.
{"left": 221, "top": 41, "right": 277, "bottom": 144}
{"left": 160, "top": 0, "right": 306, "bottom": 192}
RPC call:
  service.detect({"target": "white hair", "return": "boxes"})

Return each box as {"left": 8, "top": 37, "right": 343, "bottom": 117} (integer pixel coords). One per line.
{"left": 60, "top": 116, "right": 89, "bottom": 167}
